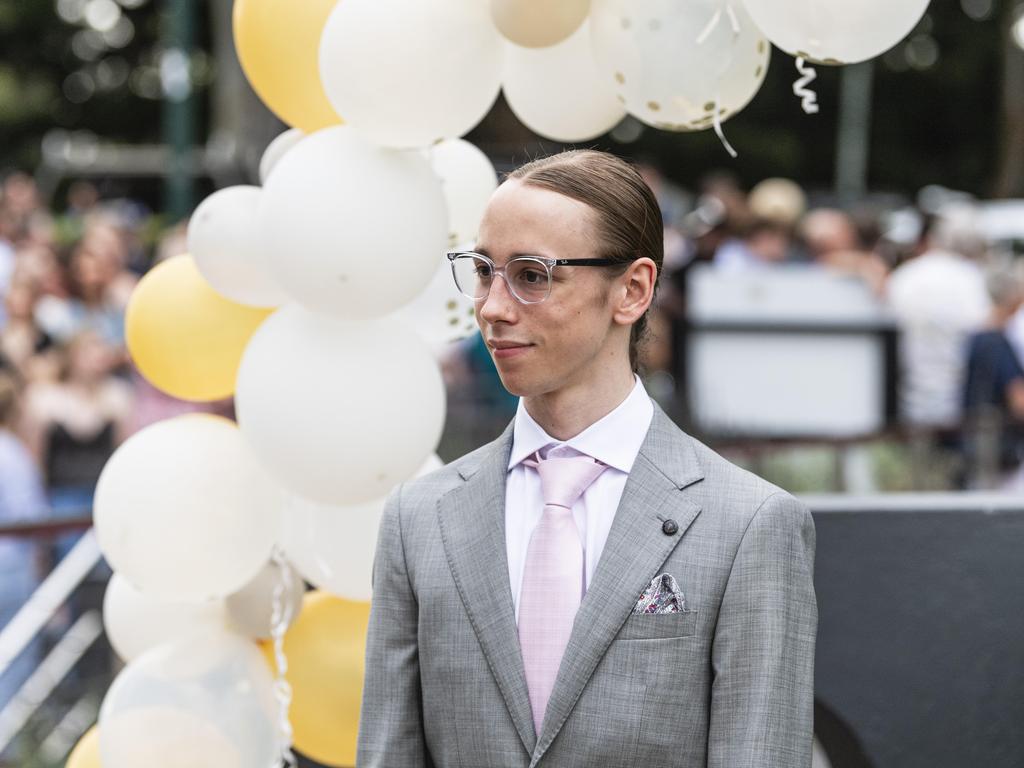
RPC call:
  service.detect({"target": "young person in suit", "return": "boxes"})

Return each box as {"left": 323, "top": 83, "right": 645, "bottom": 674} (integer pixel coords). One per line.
{"left": 357, "top": 150, "right": 817, "bottom": 768}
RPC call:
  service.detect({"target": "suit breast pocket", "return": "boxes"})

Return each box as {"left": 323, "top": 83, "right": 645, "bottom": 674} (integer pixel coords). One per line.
{"left": 616, "top": 610, "right": 699, "bottom": 641}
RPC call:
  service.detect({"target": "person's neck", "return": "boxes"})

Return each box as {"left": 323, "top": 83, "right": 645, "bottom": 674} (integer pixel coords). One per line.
{"left": 987, "top": 306, "right": 1016, "bottom": 330}
{"left": 523, "top": 364, "right": 636, "bottom": 441}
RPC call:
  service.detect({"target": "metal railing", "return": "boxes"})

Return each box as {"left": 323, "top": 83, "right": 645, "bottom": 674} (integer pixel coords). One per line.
{"left": 0, "top": 517, "right": 104, "bottom": 767}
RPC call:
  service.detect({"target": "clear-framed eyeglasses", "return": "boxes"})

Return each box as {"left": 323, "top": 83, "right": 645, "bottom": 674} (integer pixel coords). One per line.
{"left": 447, "top": 250, "right": 620, "bottom": 305}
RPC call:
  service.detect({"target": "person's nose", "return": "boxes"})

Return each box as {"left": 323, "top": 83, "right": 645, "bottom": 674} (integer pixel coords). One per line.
{"left": 478, "top": 273, "right": 519, "bottom": 325}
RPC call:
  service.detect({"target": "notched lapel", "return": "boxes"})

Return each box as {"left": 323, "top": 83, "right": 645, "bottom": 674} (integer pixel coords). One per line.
{"left": 531, "top": 406, "right": 704, "bottom": 765}
{"left": 437, "top": 426, "right": 537, "bottom": 756}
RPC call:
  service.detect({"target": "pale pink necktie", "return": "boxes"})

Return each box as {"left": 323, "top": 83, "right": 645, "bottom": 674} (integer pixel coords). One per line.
{"left": 518, "top": 446, "right": 608, "bottom": 735}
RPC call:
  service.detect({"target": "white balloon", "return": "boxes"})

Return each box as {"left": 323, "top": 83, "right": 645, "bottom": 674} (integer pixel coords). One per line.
{"left": 319, "top": 0, "right": 503, "bottom": 148}
{"left": 258, "top": 128, "right": 304, "bottom": 184}
{"left": 741, "top": 0, "right": 929, "bottom": 65}
{"left": 282, "top": 454, "right": 443, "bottom": 600}
{"left": 224, "top": 558, "right": 305, "bottom": 639}
{"left": 396, "top": 252, "right": 479, "bottom": 350}
{"left": 491, "top": 0, "right": 590, "bottom": 48}
{"left": 99, "top": 631, "right": 278, "bottom": 768}
{"left": 503, "top": 20, "right": 625, "bottom": 142}
{"left": 94, "top": 414, "right": 282, "bottom": 602}
{"left": 103, "top": 573, "right": 228, "bottom": 663}
{"left": 235, "top": 304, "right": 447, "bottom": 505}
{"left": 590, "top": 0, "right": 770, "bottom": 131}
{"left": 428, "top": 139, "right": 498, "bottom": 247}
{"left": 186, "top": 186, "right": 289, "bottom": 308}
{"left": 260, "top": 125, "right": 448, "bottom": 318}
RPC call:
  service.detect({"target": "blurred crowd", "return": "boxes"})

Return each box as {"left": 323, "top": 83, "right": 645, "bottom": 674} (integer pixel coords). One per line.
{"left": 641, "top": 166, "right": 1024, "bottom": 493}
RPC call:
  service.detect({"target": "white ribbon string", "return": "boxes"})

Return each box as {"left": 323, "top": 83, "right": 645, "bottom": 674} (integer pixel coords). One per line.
{"left": 724, "top": 3, "right": 740, "bottom": 34}
{"left": 698, "top": 2, "right": 741, "bottom": 157}
{"left": 270, "top": 545, "right": 298, "bottom": 768}
{"left": 696, "top": 8, "right": 722, "bottom": 44}
{"left": 793, "top": 56, "right": 820, "bottom": 114}
{"left": 696, "top": 2, "right": 740, "bottom": 44}
{"left": 712, "top": 92, "right": 738, "bottom": 159}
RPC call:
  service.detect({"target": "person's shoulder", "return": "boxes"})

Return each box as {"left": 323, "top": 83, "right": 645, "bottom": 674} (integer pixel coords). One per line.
{"left": 691, "top": 436, "right": 790, "bottom": 501}
{"left": 673, "top": 428, "right": 809, "bottom": 533}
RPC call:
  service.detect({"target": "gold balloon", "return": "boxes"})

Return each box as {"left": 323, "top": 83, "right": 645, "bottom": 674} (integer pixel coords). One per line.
{"left": 491, "top": 0, "right": 590, "bottom": 48}
{"left": 260, "top": 591, "right": 370, "bottom": 767}
{"left": 66, "top": 726, "right": 101, "bottom": 768}
{"left": 126, "top": 255, "right": 272, "bottom": 402}
{"left": 233, "top": 0, "right": 343, "bottom": 132}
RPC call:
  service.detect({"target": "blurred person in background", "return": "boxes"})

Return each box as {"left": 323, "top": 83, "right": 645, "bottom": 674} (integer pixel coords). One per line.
{"left": 713, "top": 217, "right": 792, "bottom": 273}
{"left": 0, "top": 271, "right": 56, "bottom": 383}
{"left": 34, "top": 234, "right": 129, "bottom": 375}
{"left": 799, "top": 208, "right": 889, "bottom": 294}
{"left": 886, "top": 205, "right": 992, "bottom": 432}
{"left": 961, "top": 260, "right": 1024, "bottom": 491}
{"left": 1, "top": 173, "right": 41, "bottom": 229}
{"left": 18, "top": 329, "right": 134, "bottom": 555}
{"left": 0, "top": 371, "right": 48, "bottom": 711}
{"left": 0, "top": 209, "right": 17, "bottom": 312}
{"left": 14, "top": 243, "right": 68, "bottom": 306}
{"left": 76, "top": 216, "right": 139, "bottom": 309}
{"left": 700, "top": 169, "right": 750, "bottom": 231}
{"left": 56, "top": 181, "right": 100, "bottom": 244}
{"left": 748, "top": 178, "right": 806, "bottom": 230}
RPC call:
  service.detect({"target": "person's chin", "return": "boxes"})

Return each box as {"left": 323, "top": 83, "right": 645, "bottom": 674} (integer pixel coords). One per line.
{"left": 493, "top": 369, "right": 527, "bottom": 397}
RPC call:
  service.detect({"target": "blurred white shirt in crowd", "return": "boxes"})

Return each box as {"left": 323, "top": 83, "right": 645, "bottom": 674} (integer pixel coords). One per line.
{"left": 887, "top": 249, "right": 991, "bottom": 427}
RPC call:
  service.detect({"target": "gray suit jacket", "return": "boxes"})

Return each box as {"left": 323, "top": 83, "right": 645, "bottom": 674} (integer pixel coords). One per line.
{"left": 357, "top": 401, "right": 817, "bottom": 768}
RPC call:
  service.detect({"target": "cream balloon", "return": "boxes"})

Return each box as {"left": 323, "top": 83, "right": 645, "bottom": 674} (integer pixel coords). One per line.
{"left": 94, "top": 414, "right": 282, "bottom": 602}
{"left": 235, "top": 304, "right": 446, "bottom": 505}
{"left": 741, "top": 0, "right": 929, "bottom": 65}
{"left": 590, "top": 0, "right": 770, "bottom": 132}
{"left": 99, "top": 631, "right": 278, "bottom": 768}
{"left": 103, "top": 573, "right": 228, "bottom": 663}
{"left": 282, "top": 454, "right": 443, "bottom": 600}
{"left": 258, "top": 127, "right": 304, "bottom": 183}
{"left": 503, "top": 20, "right": 625, "bottom": 142}
{"left": 319, "top": 0, "right": 503, "bottom": 148}
{"left": 225, "top": 558, "right": 306, "bottom": 639}
{"left": 491, "top": 0, "right": 590, "bottom": 48}
{"left": 260, "top": 125, "right": 448, "bottom": 318}
{"left": 428, "top": 139, "right": 498, "bottom": 248}
{"left": 396, "top": 252, "right": 479, "bottom": 350}
{"left": 186, "top": 186, "right": 289, "bottom": 308}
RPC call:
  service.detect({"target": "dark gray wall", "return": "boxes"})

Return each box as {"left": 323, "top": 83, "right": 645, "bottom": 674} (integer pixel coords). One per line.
{"left": 809, "top": 495, "right": 1024, "bottom": 768}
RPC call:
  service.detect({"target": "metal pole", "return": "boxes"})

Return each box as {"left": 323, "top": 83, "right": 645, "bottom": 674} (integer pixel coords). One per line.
{"left": 162, "top": 0, "right": 197, "bottom": 222}
{"left": 834, "top": 60, "right": 874, "bottom": 205}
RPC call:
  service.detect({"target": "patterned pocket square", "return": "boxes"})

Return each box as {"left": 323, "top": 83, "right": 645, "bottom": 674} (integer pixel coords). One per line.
{"left": 633, "top": 573, "right": 691, "bottom": 614}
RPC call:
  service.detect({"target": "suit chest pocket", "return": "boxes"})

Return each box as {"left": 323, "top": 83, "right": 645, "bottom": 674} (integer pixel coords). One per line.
{"left": 616, "top": 609, "right": 698, "bottom": 641}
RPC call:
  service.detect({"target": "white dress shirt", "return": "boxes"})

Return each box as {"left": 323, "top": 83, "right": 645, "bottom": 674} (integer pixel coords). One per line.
{"left": 505, "top": 375, "right": 654, "bottom": 621}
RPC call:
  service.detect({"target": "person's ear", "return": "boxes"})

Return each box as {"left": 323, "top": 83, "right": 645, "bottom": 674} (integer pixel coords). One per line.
{"left": 612, "top": 257, "right": 657, "bottom": 327}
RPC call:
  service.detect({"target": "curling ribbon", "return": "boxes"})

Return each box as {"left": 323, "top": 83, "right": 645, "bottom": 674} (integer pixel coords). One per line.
{"left": 793, "top": 56, "right": 820, "bottom": 114}
{"left": 270, "top": 544, "right": 298, "bottom": 768}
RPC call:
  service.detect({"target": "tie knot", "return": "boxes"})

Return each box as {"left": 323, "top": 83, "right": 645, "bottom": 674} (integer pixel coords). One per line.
{"left": 523, "top": 448, "right": 608, "bottom": 509}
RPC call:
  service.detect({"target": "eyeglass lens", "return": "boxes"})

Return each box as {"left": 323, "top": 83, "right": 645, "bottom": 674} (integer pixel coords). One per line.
{"left": 452, "top": 254, "right": 550, "bottom": 303}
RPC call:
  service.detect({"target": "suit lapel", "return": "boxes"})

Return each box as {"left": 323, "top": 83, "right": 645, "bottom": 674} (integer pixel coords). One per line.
{"left": 437, "top": 421, "right": 538, "bottom": 756}
{"left": 530, "top": 404, "right": 705, "bottom": 765}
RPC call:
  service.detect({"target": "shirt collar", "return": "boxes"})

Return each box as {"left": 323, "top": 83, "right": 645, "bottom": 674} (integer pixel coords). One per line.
{"left": 508, "top": 374, "right": 654, "bottom": 474}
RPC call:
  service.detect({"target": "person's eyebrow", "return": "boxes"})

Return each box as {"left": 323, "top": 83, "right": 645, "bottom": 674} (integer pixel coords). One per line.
{"left": 474, "top": 246, "right": 553, "bottom": 262}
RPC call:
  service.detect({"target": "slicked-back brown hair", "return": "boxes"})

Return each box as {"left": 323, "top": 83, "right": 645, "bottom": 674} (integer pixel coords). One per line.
{"left": 508, "top": 150, "right": 663, "bottom": 374}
